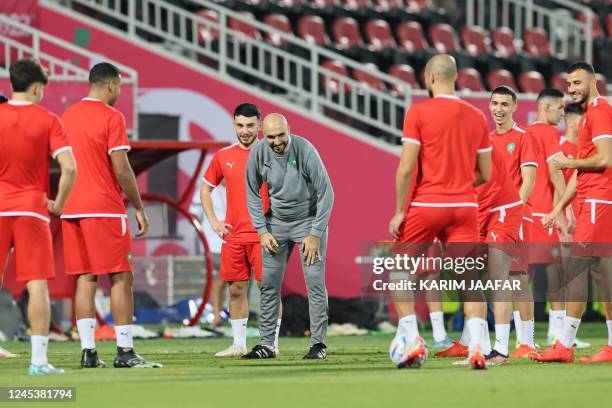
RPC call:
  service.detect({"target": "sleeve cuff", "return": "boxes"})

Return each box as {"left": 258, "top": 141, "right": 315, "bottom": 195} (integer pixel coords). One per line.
{"left": 309, "top": 227, "right": 325, "bottom": 238}
{"left": 203, "top": 178, "right": 217, "bottom": 188}
{"left": 108, "top": 145, "right": 131, "bottom": 155}
{"left": 257, "top": 226, "right": 269, "bottom": 236}
{"left": 477, "top": 146, "right": 492, "bottom": 154}
{"left": 51, "top": 146, "right": 72, "bottom": 159}
{"left": 401, "top": 137, "right": 421, "bottom": 145}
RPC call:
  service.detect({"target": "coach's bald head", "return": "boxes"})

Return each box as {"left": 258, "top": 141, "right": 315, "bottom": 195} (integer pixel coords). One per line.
{"left": 424, "top": 54, "right": 457, "bottom": 96}
{"left": 263, "top": 113, "right": 291, "bottom": 155}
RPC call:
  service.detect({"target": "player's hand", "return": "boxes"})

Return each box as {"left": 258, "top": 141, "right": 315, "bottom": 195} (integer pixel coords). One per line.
{"left": 260, "top": 232, "right": 280, "bottom": 255}
{"left": 388, "top": 212, "right": 405, "bottom": 239}
{"left": 551, "top": 154, "right": 570, "bottom": 170}
{"left": 541, "top": 210, "right": 559, "bottom": 228}
{"left": 47, "top": 199, "right": 62, "bottom": 216}
{"left": 301, "top": 235, "right": 321, "bottom": 266}
{"left": 211, "top": 218, "right": 232, "bottom": 238}
{"left": 565, "top": 206, "right": 576, "bottom": 234}
{"left": 135, "top": 208, "right": 149, "bottom": 237}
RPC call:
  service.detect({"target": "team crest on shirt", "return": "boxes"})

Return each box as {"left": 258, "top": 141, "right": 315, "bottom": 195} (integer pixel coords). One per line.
{"left": 507, "top": 142, "right": 516, "bottom": 153}
{"left": 289, "top": 155, "right": 298, "bottom": 168}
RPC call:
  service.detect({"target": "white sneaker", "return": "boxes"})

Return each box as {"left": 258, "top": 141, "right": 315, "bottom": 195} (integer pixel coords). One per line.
{"left": 574, "top": 337, "right": 591, "bottom": 349}
{"left": 214, "top": 344, "right": 247, "bottom": 357}
{"left": 0, "top": 346, "right": 17, "bottom": 358}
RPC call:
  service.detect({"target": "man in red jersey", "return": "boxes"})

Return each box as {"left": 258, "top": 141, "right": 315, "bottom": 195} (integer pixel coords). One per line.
{"left": 489, "top": 86, "right": 539, "bottom": 358}
{"left": 534, "top": 62, "right": 612, "bottom": 363}
{"left": 0, "top": 59, "right": 76, "bottom": 374}
{"left": 388, "top": 54, "right": 492, "bottom": 370}
{"left": 201, "top": 103, "right": 280, "bottom": 357}
{"left": 61, "top": 63, "right": 160, "bottom": 369}
{"left": 559, "top": 103, "right": 584, "bottom": 221}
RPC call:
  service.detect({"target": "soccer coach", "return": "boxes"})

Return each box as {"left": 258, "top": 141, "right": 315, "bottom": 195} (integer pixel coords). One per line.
{"left": 243, "top": 113, "right": 334, "bottom": 360}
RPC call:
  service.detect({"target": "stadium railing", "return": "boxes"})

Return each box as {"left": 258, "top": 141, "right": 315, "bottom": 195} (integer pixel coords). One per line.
{"left": 0, "top": 14, "right": 140, "bottom": 138}
{"left": 466, "top": 0, "right": 594, "bottom": 64}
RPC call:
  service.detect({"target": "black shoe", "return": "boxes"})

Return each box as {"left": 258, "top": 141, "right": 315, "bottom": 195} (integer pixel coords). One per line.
{"left": 485, "top": 349, "right": 509, "bottom": 366}
{"left": 81, "top": 348, "right": 107, "bottom": 368}
{"left": 240, "top": 345, "right": 276, "bottom": 359}
{"left": 113, "top": 348, "right": 163, "bottom": 368}
{"left": 303, "top": 343, "right": 327, "bottom": 359}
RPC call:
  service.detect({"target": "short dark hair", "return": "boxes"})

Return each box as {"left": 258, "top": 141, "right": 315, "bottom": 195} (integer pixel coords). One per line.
{"left": 9, "top": 59, "right": 48, "bottom": 92}
{"left": 566, "top": 62, "right": 595, "bottom": 75}
{"left": 89, "top": 62, "right": 121, "bottom": 85}
{"left": 0, "top": 95, "right": 8, "bottom": 104}
{"left": 491, "top": 85, "right": 517, "bottom": 103}
{"left": 537, "top": 88, "right": 564, "bottom": 103}
{"left": 565, "top": 102, "right": 585, "bottom": 116}
{"left": 233, "top": 103, "right": 261, "bottom": 119}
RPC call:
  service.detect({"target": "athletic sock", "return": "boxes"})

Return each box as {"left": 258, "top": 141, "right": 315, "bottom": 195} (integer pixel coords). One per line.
{"left": 459, "top": 322, "right": 470, "bottom": 346}
{"left": 397, "top": 315, "right": 419, "bottom": 345}
{"left": 513, "top": 310, "right": 522, "bottom": 342}
{"left": 231, "top": 318, "right": 248, "bottom": 349}
{"left": 466, "top": 318, "right": 485, "bottom": 355}
{"left": 76, "top": 318, "right": 96, "bottom": 350}
{"left": 482, "top": 320, "right": 492, "bottom": 355}
{"left": 548, "top": 310, "right": 565, "bottom": 340}
{"left": 114, "top": 324, "right": 134, "bottom": 349}
{"left": 31, "top": 335, "right": 49, "bottom": 366}
{"left": 273, "top": 319, "right": 282, "bottom": 351}
{"left": 521, "top": 320, "right": 535, "bottom": 348}
{"left": 560, "top": 317, "right": 581, "bottom": 349}
{"left": 607, "top": 320, "right": 612, "bottom": 347}
{"left": 429, "top": 311, "right": 446, "bottom": 342}
{"left": 493, "top": 323, "right": 511, "bottom": 356}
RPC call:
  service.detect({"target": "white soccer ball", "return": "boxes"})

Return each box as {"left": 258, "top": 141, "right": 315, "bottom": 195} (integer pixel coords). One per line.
{"left": 389, "top": 335, "right": 409, "bottom": 368}
{"left": 389, "top": 336, "right": 428, "bottom": 369}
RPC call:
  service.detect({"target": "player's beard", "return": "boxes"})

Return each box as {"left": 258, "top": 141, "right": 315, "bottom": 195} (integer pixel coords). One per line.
{"left": 239, "top": 134, "right": 256, "bottom": 148}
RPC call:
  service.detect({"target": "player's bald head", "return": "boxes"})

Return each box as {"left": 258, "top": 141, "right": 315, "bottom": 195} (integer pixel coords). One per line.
{"left": 262, "top": 113, "right": 289, "bottom": 135}
{"left": 424, "top": 54, "right": 457, "bottom": 82}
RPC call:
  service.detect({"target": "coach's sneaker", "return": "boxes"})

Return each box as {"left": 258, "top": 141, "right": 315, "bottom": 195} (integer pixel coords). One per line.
{"left": 485, "top": 350, "right": 509, "bottom": 366}
{"left": 0, "top": 346, "right": 17, "bottom": 359}
{"left": 28, "top": 364, "right": 65, "bottom": 376}
{"left": 529, "top": 341, "right": 574, "bottom": 363}
{"left": 435, "top": 341, "right": 468, "bottom": 358}
{"left": 113, "top": 348, "right": 163, "bottom": 368}
{"left": 469, "top": 345, "right": 487, "bottom": 370}
{"left": 241, "top": 345, "right": 276, "bottom": 359}
{"left": 432, "top": 336, "right": 454, "bottom": 351}
{"left": 304, "top": 343, "right": 327, "bottom": 360}
{"left": 81, "top": 348, "right": 107, "bottom": 368}
{"left": 215, "top": 344, "right": 247, "bottom": 357}
{"left": 511, "top": 344, "right": 536, "bottom": 359}
{"left": 579, "top": 346, "right": 612, "bottom": 363}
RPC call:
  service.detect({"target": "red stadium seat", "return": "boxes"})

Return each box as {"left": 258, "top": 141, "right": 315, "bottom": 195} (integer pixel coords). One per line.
{"left": 519, "top": 71, "right": 546, "bottom": 94}
{"left": 388, "top": 64, "right": 419, "bottom": 94}
{"left": 396, "top": 21, "right": 430, "bottom": 53}
{"left": 263, "top": 14, "right": 293, "bottom": 46}
{"left": 332, "top": 17, "right": 363, "bottom": 49}
{"left": 298, "top": 15, "right": 330, "bottom": 46}
{"left": 320, "top": 59, "right": 351, "bottom": 94}
{"left": 606, "top": 14, "right": 612, "bottom": 36}
{"left": 488, "top": 69, "right": 518, "bottom": 91}
{"left": 429, "top": 23, "right": 460, "bottom": 53}
{"left": 228, "top": 12, "right": 261, "bottom": 42}
{"left": 596, "top": 73, "right": 609, "bottom": 96}
{"left": 460, "top": 26, "right": 492, "bottom": 57}
{"left": 354, "top": 63, "right": 386, "bottom": 92}
{"left": 311, "top": 0, "right": 338, "bottom": 8}
{"left": 343, "top": 0, "right": 372, "bottom": 11}
{"left": 406, "top": 0, "right": 433, "bottom": 11}
{"left": 523, "top": 28, "right": 550, "bottom": 58}
{"left": 551, "top": 72, "right": 567, "bottom": 92}
{"left": 457, "top": 68, "right": 485, "bottom": 92}
{"left": 491, "top": 27, "right": 518, "bottom": 58}
{"left": 195, "top": 9, "right": 220, "bottom": 44}
{"left": 578, "top": 12, "right": 604, "bottom": 39}
{"left": 374, "top": 0, "right": 404, "bottom": 11}
{"left": 365, "top": 19, "right": 397, "bottom": 50}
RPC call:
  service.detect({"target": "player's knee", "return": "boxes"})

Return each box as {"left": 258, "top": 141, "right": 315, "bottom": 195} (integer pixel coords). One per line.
{"left": 229, "top": 281, "right": 247, "bottom": 299}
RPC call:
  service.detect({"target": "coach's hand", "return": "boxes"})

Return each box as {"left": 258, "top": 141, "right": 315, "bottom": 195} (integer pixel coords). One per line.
{"left": 135, "top": 208, "right": 149, "bottom": 237}
{"left": 388, "top": 212, "right": 405, "bottom": 239}
{"left": 261, "top": 232, "right": 280, "bottom": 255}
{"left": 211, "top": 218, "right": 232, "bottom": 238}
{"left": 301, "top": 235, "right": 321, "bottom": 266}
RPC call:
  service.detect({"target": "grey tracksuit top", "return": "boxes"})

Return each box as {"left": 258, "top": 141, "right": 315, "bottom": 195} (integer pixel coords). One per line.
{"left": 246, "top": 134, "right": 334, "bottom": 238}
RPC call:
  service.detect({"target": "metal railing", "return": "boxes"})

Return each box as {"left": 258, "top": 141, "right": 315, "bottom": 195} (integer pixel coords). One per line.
{"left": 466, "top": 0, "right": 594, "bottom": 64}
{"left": 52, "top": 0, "right": 413, "bottom": 141}
{"left": 0, "top": 14, "right": 140, "bottom": 137}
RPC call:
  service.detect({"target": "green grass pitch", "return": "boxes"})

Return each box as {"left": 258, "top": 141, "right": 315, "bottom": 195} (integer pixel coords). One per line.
{"left": 0, "top": 323, "right": 610, "bottom": 408}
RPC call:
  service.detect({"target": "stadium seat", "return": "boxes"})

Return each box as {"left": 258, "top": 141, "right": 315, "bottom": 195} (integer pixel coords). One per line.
{"left": 578, "top": 12, "right": 605, "bottom": 39}
{"left": 491, "top": 27, "right": 518, "bottom": 58}
{"left": 596, "top": 73, "right": 608, "bottom": 96}
{"left": 488, "top": 69, "right": 518, "bottom": 91}
{"left": 523, "top": 28, "right": 550, "bottom": 58}
{"left": 406, "top": 0, "right": 433, "bottom": 11}
{"left": 343, "top": 0, "right": 372, "bottom": 11}
{"left": 298, "top": 15, "right": 330, "bottom": 46}
{"left": 373, "top": 0, "right": 404, "bottom": 12}
{"left": 332, "top": 17, "right": 364, "bottom": 49}
{"left": 388, "top": 64, "right": 419, "bottom": 94}
{"left": 354, "top": 63, "right": 386, "bottom": 92}
{"left": 551, "top": 72, "right": 567, "bottom": 92}
{"left": 263, "top": 14, "right": 293, "bottom": 46}
{"left": 365, "top": 19, "right": 397, "bottom": 51}
{"left": 457, "top": 68, "right": 485, "bottom": 92}
{"left": 460, "top": 26, "right": 492, "bottom": 57}
{"left": 320, "top": 59, "right": 352, "bottom": 94}
{"left": 606, "top": 14, "right": 612, "bottom": 36}
{"left": 228, "top": 12, "right": 262, "bottom": 42}
{"left": 429, "top": 23, "right": 460, "bottom": 53}
{"left": 195, "top": 9, "right": 220, "bottom": 45}
{"left": 396, "top": 21, "right": 430, "bottom": 53}
{"left": 519, "top": 71, "right": 546, "bottom": 94}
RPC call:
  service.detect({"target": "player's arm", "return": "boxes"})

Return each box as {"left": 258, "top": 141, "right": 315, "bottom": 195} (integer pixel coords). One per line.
{"left": 110, "top": 151, "right": 148, "bottom": 237}
{"left": 474, "top": 150, "right": 492, "bottom": 186}
{"left": 199, "top": 183, "right": 231, "bottom": 238}
{"left": 519, "top": 165, "right": 536, "bottom": 203}
{"left": 542, "top": 171, "right": 577, "bottom": 228}
{"left": 49, "top": 150, "right": 77, "bottom": 215}
{"left": 553, "top": 138, "right": 612, "bottom": 171}
{"left": 389, "top": 141, "right": 419, "bottom": 238}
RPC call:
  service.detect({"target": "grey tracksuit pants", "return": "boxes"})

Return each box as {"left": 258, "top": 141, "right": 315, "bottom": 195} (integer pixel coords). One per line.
{"left": 259, "top": 217, "right": 329, "bottom": 347}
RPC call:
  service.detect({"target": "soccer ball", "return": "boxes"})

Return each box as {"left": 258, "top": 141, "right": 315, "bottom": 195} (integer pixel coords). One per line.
{"left": 389, "top": 336, "right": 428, "bottom": 369}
